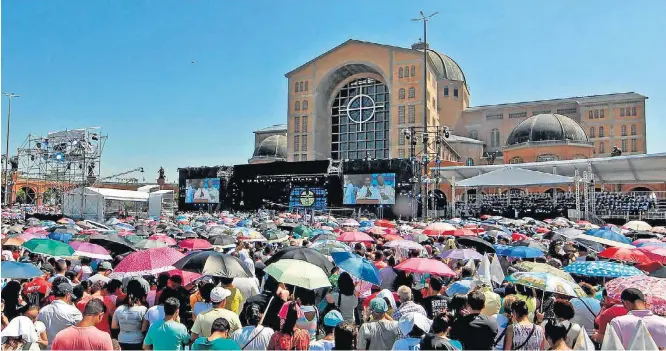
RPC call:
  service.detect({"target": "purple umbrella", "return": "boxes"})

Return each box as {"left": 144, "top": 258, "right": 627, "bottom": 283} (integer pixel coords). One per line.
{"left": 70, "top": 242, "right": 113, "bottom": 260}
{"left": 438, "top": 249, "right": 484, "bottom": 260}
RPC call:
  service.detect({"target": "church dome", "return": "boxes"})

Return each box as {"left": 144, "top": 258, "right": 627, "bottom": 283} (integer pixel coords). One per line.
{"left": 252, "top": 135, "right": 288, "bottom": 159}
{"left": 505, "top": 113, "right": 588, "bottom": 146}
{"left": 411, "top": 42, "right": 466, "bottom": 86}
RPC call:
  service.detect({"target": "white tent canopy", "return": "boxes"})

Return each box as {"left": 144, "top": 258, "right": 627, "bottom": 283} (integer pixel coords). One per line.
{"left": 63, "top": 187, "right": 150, "bottom": 221}
{"left": 456, "top": 167, "right": 574, "bottom": 187}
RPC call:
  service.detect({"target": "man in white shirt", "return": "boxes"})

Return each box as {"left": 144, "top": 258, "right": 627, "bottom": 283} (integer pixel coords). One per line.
{"left": 193, "top": 186, "right": 211, "bottom": 202}
{"left": 37, "top": 282, "right": 83, "bottom": 349}
{"left": 356, "top": 177, "right": 379, "bottom": 202}
{"left": 375, "top": 174, "right": 395, "bottom": 205}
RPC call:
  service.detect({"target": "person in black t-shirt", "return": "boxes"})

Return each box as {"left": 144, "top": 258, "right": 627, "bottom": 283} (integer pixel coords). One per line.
{"left": 449, "top": 291, "right": 498, "bottom": 350}
{"left": 422, "top": 277, "right": 449, "bottom": 319}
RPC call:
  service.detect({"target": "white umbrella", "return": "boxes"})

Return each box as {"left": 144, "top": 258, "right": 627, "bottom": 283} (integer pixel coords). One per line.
{"left": 265, "top": 259, "right": 331, "bottom": 290}
{"left": 624, "top": 220, "right": 652, "bottom": 231}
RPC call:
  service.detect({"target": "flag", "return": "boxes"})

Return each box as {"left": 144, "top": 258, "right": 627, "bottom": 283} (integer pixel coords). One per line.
{"left": 477, "top": 254, "right": 492, "bottom": 286}
{"left": 489, "top": 254, "right": 505, "bottom": 285}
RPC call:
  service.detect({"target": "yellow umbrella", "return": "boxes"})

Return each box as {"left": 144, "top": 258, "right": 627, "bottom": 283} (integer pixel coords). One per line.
{"left": 514, "top": 262, "right": 575, "bottom": 282}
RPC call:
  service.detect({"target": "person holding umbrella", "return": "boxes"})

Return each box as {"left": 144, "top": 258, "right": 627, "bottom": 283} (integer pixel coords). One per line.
{"left": 325, "top": 272, "right": 358, "bottom": 323}
{"left": 191, "top": 287, "right": 242, "bottom": 341}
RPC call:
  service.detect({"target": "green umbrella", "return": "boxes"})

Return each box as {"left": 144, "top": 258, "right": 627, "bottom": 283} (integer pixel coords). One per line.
{"left": 263, "top": 229, "right": 289, "bottom": 243}
{"left": 123, "top": 235, "right": 146, "bottom": 245}
{"left": 22, "top": 238, "right": 75, "bottom": 257}
{"left": 265, "top": 259, "right": 331, "bottom": 290}
{"left": 292, "top": 225, "right": 314, "bottom": 238}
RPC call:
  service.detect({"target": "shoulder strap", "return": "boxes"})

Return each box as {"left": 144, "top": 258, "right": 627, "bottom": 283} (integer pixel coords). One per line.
{"left": 494, "top": 328, "right": 508, "bottom": 347}
{"left": 22, "top": 342, "right": 33, "bottom": 351}
{"left": 337, "top": 292, "right": 342, "bottom": 309}
{"left": 565, "top": 322, "right": 573, "bottom": 334}
{"left": 241, "top": 326, "right": 263, "bottom": 350}
{"left": 579, "top": 299, "right": 598, "bottom": 318}
{"left": 513, "top": 325, "right": 537, "bottom": 350}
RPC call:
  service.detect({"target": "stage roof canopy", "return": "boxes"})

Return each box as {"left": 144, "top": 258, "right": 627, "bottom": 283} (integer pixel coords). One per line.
{"left": 456, "top": 167, "right": 573, "bottom": 187}
{"left": 86, "top": 187, "right": 150, "bottom": 202}
{"left": 432, "top": 152, "right": 666, "bottom": 184}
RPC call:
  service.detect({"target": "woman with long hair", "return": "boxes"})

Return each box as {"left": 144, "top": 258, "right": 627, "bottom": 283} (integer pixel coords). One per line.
{"left": 1, "top": 281, "right": 22, "bottom": 322}
{"left": 267, "top": 301, "right": 310, "bottom": 351}
{"left": 420, "top": 313, "right": 462, "bottom": 350}
{"left": 544, "top": 321, "right": 572, "bottom": 350}
{"left": 111, "top": 281, "right": 148, "bottom": 351}
{"left": 503, "top": 300, "right": 545, "bottom": 351}
{"left": 332, "top": 321, "right": 357, "bottom": 351}
{"left": 326, "top": 272, "right": 358, "bottom": 323}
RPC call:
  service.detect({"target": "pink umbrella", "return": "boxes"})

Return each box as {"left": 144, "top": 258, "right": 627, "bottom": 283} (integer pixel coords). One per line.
{"left": 167, "top": 269, "right": 202, "bottom": 285}
{"left": 639, "top": 246, "right": 666, "bottom": 264}
{"left": 364, "top": 227, "right": 387, "bottom": 235}
{"left": 148, "top": 235, "right": 177, "bottom": 246}
{"left": 423, "top": 222, "right": 456, "bottom": 236}
{"left": 116, "top": 230, "right": 134, "bottom": 237}
{"left": 605, "top": 276, "right": 666, "bottom": 315}
{"left": 23, "top": 227, "right": 47, "bottom": 234}
{"left": 634, "top": 238, "right": 661, "bottom": 246}
{"left": 395, "top": 258, "right": 456, "bottom": 277}
{"left": 17, "top": 233, "right": 46, "bottom": 242}
{"left": 110, "top": 247, "right": 185, "bottom": 278}
{"left": 450, "top": 228, "right": 478, "bottom": 237}
{"left": 337, "top": 231, "right": 375, "bottom": 243}
{"left": 79, "top": 229, "right": 100, "bottom": 235}
{"left": 70, "top": 242, "right": 112, "bottom": 260}
{"left": 178, "top": 238, "right": 213, "bottom": 250}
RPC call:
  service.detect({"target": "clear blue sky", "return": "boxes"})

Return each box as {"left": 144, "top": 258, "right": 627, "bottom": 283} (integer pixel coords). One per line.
{"left": 3, "top": 0, "right": 665, "bottom": 182}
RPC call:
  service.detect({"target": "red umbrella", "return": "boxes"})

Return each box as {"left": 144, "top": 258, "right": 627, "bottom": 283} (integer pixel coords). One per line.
{"left": 362, "top": 291, "right": 400, "bottom": 308}
{"left": 423, "top": 222, "right": 456, "bottom": 236}
{"left": 337, "top": 231, "right": 375, "bottom": 243}
{"left": 110, "top": 247, "right": 185, "bottom": 278}
{"left": 395, "top": 258, "right": 456, "bottom": 277}
{"left": 179, "top": 238, "right": 213, "bottom": 250}
{"left": 385, "top": 228, "right": 399, "bottom": 235}
{"left": 79, "top": 229, "right": 99, "bottom": 235}
{"left": 512, "top": 233, "right": 528, "bottom": 241}
{"left": 166, "top": 269, "right": 202, "bottom": 285}
{"left": 365, "top": 227, "right": 387, "bottom": 235}
{"left": 480, "top": 215, "right": 491, "bottom": 220}
{"left": 463, "top": 224, "right": 484, "bottom": 233}
{"left": 148, "top": 235, "right": 177, "bottom": 246}
{"left": 375, "top": 219, "right": 395, "bottom": 229}
{"left": 450, "top": 228, "right": 477, "bottom": 237}
{"left": 536, "top": 227, "right": 550, "bottom": 234}
{"left": 598, "top": 247, "right": 652, "bottom": 264}
{"left": 383, "top": 234, "right": 403, "bottom": 241}
{"left": 639, "top": 247, "right": 666, "bottom": 264}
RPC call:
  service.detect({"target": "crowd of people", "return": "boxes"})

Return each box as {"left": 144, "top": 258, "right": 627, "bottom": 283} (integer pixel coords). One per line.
{"left": 456, "top": 193, "right": 577, "bottom": 219}
{"left": 1, "top": 208, "right": 665, "bottom": 351}
{"left": 595, "top": 191, "right": 658, "bottom": 215}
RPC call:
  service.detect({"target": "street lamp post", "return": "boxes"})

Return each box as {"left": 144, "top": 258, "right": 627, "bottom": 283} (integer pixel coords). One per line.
{"left": 412, "top": 11, "right": 439, "bottom": 133}
{"left": 3, "top": 93, "right": 19, "bottom": 205}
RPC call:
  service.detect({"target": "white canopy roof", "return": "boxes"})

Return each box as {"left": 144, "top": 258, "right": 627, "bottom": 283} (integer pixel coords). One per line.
{"left": 86, "top": 187, "right": 150, "bottom": 202}
{"left": 433, "top": 152, "right": 666, "bottom": 184}
{"left": 456, "top": 167, "right": 573, "bottom": 187}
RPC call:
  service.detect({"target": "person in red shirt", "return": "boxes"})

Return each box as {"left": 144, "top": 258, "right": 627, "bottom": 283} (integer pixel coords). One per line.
{"left": 592, "top": 289, "right": 627, "bottom": 343}
{"left": 75, "top": 281, "right": 116, "bottom": 333}
{"left": 373, "top": 250, "right": 388, "bottom": 269}
{"left": 52, "top": 298, "right": 113, "bottom": 351}
{"left": 22, "top": 265, "right": 54, "bottom": 307}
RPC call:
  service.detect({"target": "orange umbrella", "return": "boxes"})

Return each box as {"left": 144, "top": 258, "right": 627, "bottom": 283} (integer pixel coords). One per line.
{"left": 375, "top": 219, "right": 395, "bottom": 229}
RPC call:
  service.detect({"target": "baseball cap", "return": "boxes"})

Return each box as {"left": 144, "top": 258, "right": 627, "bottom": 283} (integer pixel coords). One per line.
{"left": 40, "top": 263, "right": 55, "bottom": 275}
{"left": 398, "top": 312, "right": 432, "bottom": 336}
{"left": 323, "top": 310, "right": 344, "bottom": 327}
{"left": 369, "top": 297, "right": 388, "bottom": 314}
{"left": 210, "top": 287, "right": 231, "bottom": 303}
{"left": 53, "top": 282, "right": 74, "bottom": 297}
{"left": 98, "top": 262, "right": 113, "bottom": 271}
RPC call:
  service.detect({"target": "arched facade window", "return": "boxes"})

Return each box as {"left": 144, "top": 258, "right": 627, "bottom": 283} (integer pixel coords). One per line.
{"left": 599, "top": 126, "right": 604, "bottom": 137}
{"left": 295, "top": 82, "right": 299, "bottom": 92}
{"left": 398, "top": 88, "right": 405, "bottom": 99}
{"left": 631, "top": 124, "right": 636, "bottom": 135}
{"left": 410, "top": 65, "right": 416, "bottom": 77}
{"left": 302, "top": 100, "right": 308, "bottom": 111}
{"left": 398, "top": 67, "right": 403, "bottom": 78}
{"left": 299, "top": 82, "right": 304, "bottom": 92}
{"left": 404, "top": 66, "right": 410, "bottom": 77}
{"left": 536, "top": 154, "right": 559, "bottom": 162}
{"left": 408, "top": 87, "right": 415, "bottom": 98}
{"left": 295, "top": 101, "right": 300, "bottom": 111}
{"left": 632, "top": 107, "right": 637, "bottom": 116}
{"left": 509, "top": 156, "right": 524, "bottom": 164}
{"left": 490, "top": 129, "right": 500, "bottom": 147}
{"left": 304, "top": 81, "right": 308, "bottom": 91}
{"left": 589, "top": 127, "right": 595, "bottom": 138}
{"left": 599, "top": 142, "right": 605, "bottom": 153}
{"left": 594, "top": 110, "right": 599, "bottom": 118}
{"left": 469, "top": 130, "right": 478, "bottom": 139}
{"left": 465, "top": 158, "right": 474, "bottom": 166}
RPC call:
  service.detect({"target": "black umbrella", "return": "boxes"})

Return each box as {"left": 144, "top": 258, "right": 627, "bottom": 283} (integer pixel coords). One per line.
{"left": 512, "top": 240, "right": 548, "bottom": 252}
{"left": 208, "top": 235, "right": 236, "bottom": 247}
{"left": 264, "top": 247, "right": 334, "bottom": 274}
{"left": 89, "top": 234, "right": 136, "bottom": 255}
{"left": 649, "top": 266, "right": 666, "bottom": 278}
{"left": 573, "top": 238, "right": 605, "bottom": 253}
{"left": 456, "top": 236, "right": 495, "bottom": 254}
{"left": 173, "top": 251, "right": 252, "bottom": 278}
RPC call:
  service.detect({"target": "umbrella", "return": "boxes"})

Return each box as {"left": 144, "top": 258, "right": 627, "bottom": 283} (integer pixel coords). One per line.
{"left": 265, "top": 259, "right": 331, "bottom": 290}
{"left": 498, "top": 246, "right": 544, "bottom": 258}
{"left": 365, "top": 227, "right": 388, "bottom": 235}
{"left": 375, "top": 219, "right": 395, "bottom": 229}
{"left": 110, "top": 247, "right": 185, "bottom": 279}
{"left": 312, "top": 231, "right": 338, "bottom": 242}
{"left": 166, "top": 269, "right": 203, "bottom": 285}
{"left": 564, "top": 261, "right": 645, "bottom": 278}
{"left": 337, "top": 231, "right": 374, "bottom": 243}
{"left": 47, "top": 232, "right": 73, "bottom": 243}
{"left": 331, "top": 251, "right": 381, "bottom": 285}
{"left": 456, "top": 236, "right": 495, "bottom": 254}
{"left": 598, "top": 247, "right": 652, "bottom": 264}
{"left": 512, "top": 233, "right": 528, "bottom": 241}
{"left": 514, "top": 262, "right": 575, "bottom": 281}
{"left": 22, "top": 238, "right": 75, "bottom": 257}
{"left": 512, "top": 240, "right": 548, "bottom": 252}
{"left": 449, "top": 228, "right": 477, "bottom": 237}
{"left": 624, "top": 220, "right": 652, "bottom": 231}
{"left": 1, "top": 261, "right": 43, "bottom": 279}
{"left": 148, "top": 235, "right": 177, "bottom": 246}
{"left": 639, "top": 246, "right": 666, "bottom": 264}
{"left": 292, "top": 225, "right": 314, "bottom": 238}
{"left": 265, "top": 247, "right": 334, "bottom": 274}
{"left": 588, "top": 228, "right": 632, "bottom": 245}
{"left": 263, "top": 229, "right": 289, "bottom": 243}
{"left": 178, "top": 238, "right": 213, "bottom": 250}
{"left": 506, "top": 272, "right": 585, "bottom": 297}
{"left": 651, "top": 226, "right": 666, "bottom": 234}
{"left": 394, "top": 258, "right": 456, "bottom": 277}
{"left": 636, "top": 242, "right": 666, "bottom": 248}
{"left": 90, "top": 234, "right": 136, "bottom": 255}
{"left": 555, "top": 228, "right": 584, "bottom": 239}
{"left": 134, "top": 239, "right": 170, "bottom": 250}
{"left": 208, "top": 235, "right": 236, "bottom": 247}
{"left": 648, "top": 266, "right": 666, "bottom": 278}
{"left": 605, "top": 276, "right": 666, "bottom": 315}
{"left": 410, "top": 233, "right": 430, "bottom": 244}
{"left": 173, "top": 251, "right": 252, "bottom": 278}
{"left": 2, "top": 237, "right": 25, "bottom": 247}
{"left": 69, "top": 242, "right": 112, "bottom": 260}
{"left": 423, "top": 222, "right": 457, "bottom": 236}
{"left": 308, "top": 240, "right": 351, "bottom": 256}
{"left": 438, "top": 249, "right": 484, "bottom": 261}
{"left": 446, "top": 280, "right": 474, "bottom": 296}
{"left": 340, "top": 219, "right": 360, "bottom": 227}
{"left": 384, "top": 240, "right": 425, "bottom": 251}
{"left": 573, "top": 233, "right": 634, "bottom": 249}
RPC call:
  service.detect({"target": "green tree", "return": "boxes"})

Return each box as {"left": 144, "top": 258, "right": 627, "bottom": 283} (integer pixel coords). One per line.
{"left": 15, "top": 188, "right": 26, "bottom": 203}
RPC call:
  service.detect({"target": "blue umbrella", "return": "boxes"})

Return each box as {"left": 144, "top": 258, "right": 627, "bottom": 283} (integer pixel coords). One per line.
{"left": 498, "top": 246, "right": 544, "bottom": 258}
{"left": 360, "top": 220, "right": 373, "bottom": 227}
{"left": 563, "top": 261, "right": 644, "bottom": 278}
{"left": 47, "top": 232, "right": 73, "bottom": 243}
{"left": 446, "top": 279, "right": 473, "bottom": 296}
{"left": 493, "top": 244, "right": 512, "bottom": 255}
{"left": 331, "top": 251, "right": 381, "bottom": 285}
{"left": 588, "top": 228, "right": 632, "bottom": 245}
{"left": 1, "top": 261, "right": 43, "bottom": 279}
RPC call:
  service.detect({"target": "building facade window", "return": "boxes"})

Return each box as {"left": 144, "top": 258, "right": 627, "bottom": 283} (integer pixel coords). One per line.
{"left": 408, "top": 87, "right": 415, "bottom": 98}
{"left": 632, "top": 107, "right": 637, "bottom": 116}
{"left": 302, "top": 136, "right": 307, "bottom": 151}
{"left": 443, "top": 86, "right": 449, "bottom": 96}
{"left": 295, "top": 101, "right": 300, "bottom": 111}
{"left": 589, "top": 127, "right": 595, "bottom": 138}
{"left": 398, "top": 106, "right": 405, "bottom": 124}
{"left": 621, "top": 125, "right": 627, "bottom": 136}
{"left": 599, "top": 142, "right": 605, "bottom": 154}
{"left": 556, "top": 108, "right": 577, "bottom": 114}
{"left": 410, "top": 65, "right": 416, "bottom": 77}
{"left": 631, "top": 124, "right": 636, "bottom": 135}
{"left": 301, "top": 154, "right": 307, "bottom": 161}
{"left": 398, "top": 135, "right": 405, "bottom": 145}
{"left": 299, "top": 82, "right": 304, "bottom": 92}
{"left": 294, "top": 154, "right": 299, "bottom": 161}
{"left": 600, "top": 109, "right": 604, "bottom": 118}
{"left": 486, "top": 113, "right": 503, "bottom": 120}
{"left": 620, "top": 108, "right": 625, "bottom": 117}
{"left": 408, "top": 105, "right": 416, "bottom": 123}
{"left": 294, "top": 135, "right": 300, "bottom": 152}
{"left": 294, "top": 117, "right": 300, "bottom": 132}
{"left": 465, "top": 158, "right": 474, "bottom": 166}
{"left": 330, "top": 77, "right": 389, "bottom": 160}
{"left": 594, "top": 110, "right": 599, "bottom": 118}
{"left": 404, "top": 66, "right": 409, "bottom": 77}
{"left": 599, "top": 126, "right": 604, "bottom": 137}
{"left": 398, "top": 67, "right": 403, "bottom": 78}
{"left": 509, "top": 156, "right": 524, "bottom": 164}
{"left": 490, "top": 128, "right": 500, "bottom": 147}
{"left": 453, "top": 88, "right": 459, "bottom": 97}
{"left": 469, "top": 130, "right": 478, "bottom": 139}
{"left": 302, "top": 100, "right": 308, "bottom": 111}
{"left": 302, "top": 116, "right": 308, "bottom": 132}
{"left": 589, "top": 111, "right": 593, "bottom": 119}
{"left": 533, "top": 110, "right": 551, "bottom": 116}
{"left": 398, "top": 88, "right": 405, "bottom": 99}
{"left": 304, "top": 81, "right": 308, "bottom": 92}
{"left": 295, "top": 82, "right": 299, "bottom": 92}
{"left": 536, "top": 154, "right": 559, "bottom": 162}
{"left": 622, "top": 139, "right": 627, "bottom": 152}
{"left": 631, "top": 138, "right": 637, "bottom": 152}
{"left": 398, "top": 149, "right": 405, "bottom": 158}
{"left": 509, "top": 112, "right": 527, "bottom": 119}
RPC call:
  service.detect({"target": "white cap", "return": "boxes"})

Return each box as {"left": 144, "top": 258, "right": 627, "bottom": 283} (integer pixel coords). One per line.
{"left": 210, "top": 287, "right": 231, "bottom": 303}
{"left": 398, "top": 312, "right": 432, "bottom": 335}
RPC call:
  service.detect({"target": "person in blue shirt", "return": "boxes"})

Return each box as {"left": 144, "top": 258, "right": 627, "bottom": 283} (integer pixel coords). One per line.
{"left": 143, "top": 297, "right": 190, "bottom": 350}
{"left": 192, "top": 317, "right": 241, "bottom": 350}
